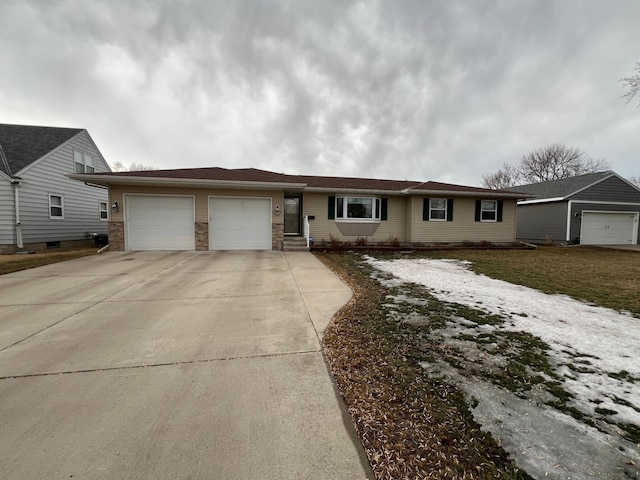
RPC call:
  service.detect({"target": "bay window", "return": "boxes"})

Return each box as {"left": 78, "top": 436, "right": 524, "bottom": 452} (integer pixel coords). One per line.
{"left": 335, "top": 196, "right": 381, "bottom": 221}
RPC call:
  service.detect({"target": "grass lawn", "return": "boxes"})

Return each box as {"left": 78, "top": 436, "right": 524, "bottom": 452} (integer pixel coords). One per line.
{"left": 0, "top": 247, "right": 97, "bottom": 275}
{"left": 316, "top": 246, "right": 639, "bottom": 479}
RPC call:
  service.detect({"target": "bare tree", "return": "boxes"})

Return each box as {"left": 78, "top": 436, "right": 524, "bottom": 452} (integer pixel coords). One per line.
{"left": 629, "top": 175, "right": 640, "bottom": 187}
{"left": 110, "top": 161, "right": 156, "bottom": 172}
{"left": 621, "top": 61, "right": 640, "bottom": 107}
{"left": 482, "top": 143, "right": 609, "bottom": 188}
{"left": 518, "top": 143, "right": 608, "bottom": 183}
{"left": 481, "top": 162, "right": 520, "bottom": 189}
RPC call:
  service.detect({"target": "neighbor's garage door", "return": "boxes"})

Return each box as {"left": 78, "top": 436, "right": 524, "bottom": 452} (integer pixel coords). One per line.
{"left": 209, "top": 197, "right": 271, "bottom": 250}
{"left": 581, "top": 211, "right": 637, "bottom": 245}
{"left": 126, "top": 195, "right": 195, "bottom": 250}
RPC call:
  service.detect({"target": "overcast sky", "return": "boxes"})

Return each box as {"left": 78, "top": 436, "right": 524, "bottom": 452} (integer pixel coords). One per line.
{"left": 1, "top": 0, "right": 638, "bottom": 186}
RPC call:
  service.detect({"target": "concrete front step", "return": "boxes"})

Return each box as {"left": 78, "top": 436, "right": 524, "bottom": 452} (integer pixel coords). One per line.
{"left": 283, "top": 236, "right": 309, "bottom": 251}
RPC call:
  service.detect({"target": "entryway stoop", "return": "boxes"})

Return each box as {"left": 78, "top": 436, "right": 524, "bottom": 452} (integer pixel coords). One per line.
{"left": 283, "top": 236, "right": 309, "bottom": 252}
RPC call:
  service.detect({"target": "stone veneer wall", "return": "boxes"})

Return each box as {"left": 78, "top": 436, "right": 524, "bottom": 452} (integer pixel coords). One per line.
{"left": 108, "top": 222, "right": 125, "bottom": 251}
{"left": 195, "top": 222, "right": 208, "bottom": 251}
{"left": 272, "top": 224, "right": 284, "bottom": 251}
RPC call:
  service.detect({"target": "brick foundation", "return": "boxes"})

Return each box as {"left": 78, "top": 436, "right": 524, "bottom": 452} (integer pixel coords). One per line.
{"left": 108, "top": 222, "right": 125, "bottom": 251}
{"left": 195, "top": 222, "right": 208, "bottom": 251}
{"left": 273, "top": 223, "right": 284, "bottom": 251}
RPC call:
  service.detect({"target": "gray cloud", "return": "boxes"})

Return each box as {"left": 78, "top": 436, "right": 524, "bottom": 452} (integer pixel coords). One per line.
{"left": 1, "top": 0, "right": 638, "bottom": 185}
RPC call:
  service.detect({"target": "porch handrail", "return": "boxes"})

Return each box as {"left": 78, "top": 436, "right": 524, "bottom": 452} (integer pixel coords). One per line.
{"left": 303, "top": 215, "right": 310, "bottom": 248}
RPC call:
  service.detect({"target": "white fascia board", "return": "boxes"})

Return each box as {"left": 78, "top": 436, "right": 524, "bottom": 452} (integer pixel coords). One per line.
{"left": 67, "top": 174, "right": 307, "bottom": 191}
{"left": 303, "top": 186, "right": 407, "bottom": 195}
{"left": 569, "top": 199, "right": 640, "bottom": 206}
{"left": 406, "top": 189, "right": 527, "bottom": 199}
{"left": 518, "top": 197, "right": 565, "bottom": 205}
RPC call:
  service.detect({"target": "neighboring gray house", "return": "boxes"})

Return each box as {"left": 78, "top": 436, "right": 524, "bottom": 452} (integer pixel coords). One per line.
{"left": 0, "top": 124, "right": 111, "bottom": 253}
{"left": 515, "top": 171, "right": 640, "bottom": 245}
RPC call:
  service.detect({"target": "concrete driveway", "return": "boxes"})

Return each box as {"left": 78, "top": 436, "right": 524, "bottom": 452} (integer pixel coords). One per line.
{"left": 0, "top": 251, "right": 373, "bottom": 480}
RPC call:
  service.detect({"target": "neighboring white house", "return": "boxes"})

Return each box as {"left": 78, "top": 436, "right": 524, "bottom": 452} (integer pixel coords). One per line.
{"left": 0, "top": 123, "right": 111, "bottom": 253}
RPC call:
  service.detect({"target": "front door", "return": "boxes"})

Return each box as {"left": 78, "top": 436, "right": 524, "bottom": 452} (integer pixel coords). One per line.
{"left": 284, "top": 196, "right": 301, "bottom": 235}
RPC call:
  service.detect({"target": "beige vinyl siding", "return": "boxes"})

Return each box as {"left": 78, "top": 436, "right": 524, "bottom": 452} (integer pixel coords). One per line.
{"left": 15, "top": 131, "right": 110, "bottom": 243}
{"left": 303, "top": 192, "right": 408, "bottom": 243}
{"left": 110, "top": 186, "right": 283, "bottom": 226}
{"left": 410, "top": 196, "right": 517, "bottom": 243}
{"left": 0, "top": 179, "right": 15, "bottom": 244}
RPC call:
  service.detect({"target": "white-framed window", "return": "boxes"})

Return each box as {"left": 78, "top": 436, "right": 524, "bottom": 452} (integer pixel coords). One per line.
{"left": 335, "top": 196, "right": 381, "bottom": 221}
{"left": 74, "top": 150, "right": 95, "bottom": 174}
{"left": 49, "top": 194, "right": 64, "bottom": 219}
{"left": 429, "top": 198, "right": 447, "bottom": 221}
{"left": 99, "top": 201, "right": 108, "bottom": 220}
{"left": 480, "top": 200, "right": 497, "bottom": 222}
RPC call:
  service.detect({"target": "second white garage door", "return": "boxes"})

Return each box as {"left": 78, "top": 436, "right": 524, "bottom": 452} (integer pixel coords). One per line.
{"left": 209, "top": 197, "right": 272, "bottom": 250}
{"left": 126, "top": 195, "right": 195, "bottom": 250}
{"left": 581, "top": 211, "right": 638, "bottom": 245}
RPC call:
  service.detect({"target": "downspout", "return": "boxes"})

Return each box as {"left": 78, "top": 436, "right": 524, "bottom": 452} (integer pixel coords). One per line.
{"left": 11, "top": 179, "right": 23, "bottom": 249}
{"left": 566, "top": 200, "right": 573, "bottom": 243}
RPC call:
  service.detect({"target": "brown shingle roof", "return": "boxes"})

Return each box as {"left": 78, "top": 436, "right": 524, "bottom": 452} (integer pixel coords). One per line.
{"left": 82, "top": 166, "right": 527, "bottom": 197}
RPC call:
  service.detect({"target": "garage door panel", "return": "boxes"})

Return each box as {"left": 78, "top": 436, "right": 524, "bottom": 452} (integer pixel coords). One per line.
{"left": 581, "top": 212, "right": 637, "bottom": 245}
{"left": 209, "top": 198, "right": 272, "bottom": 250}
{"left": 126, "top": 196, "right": 195, "bottom": 251}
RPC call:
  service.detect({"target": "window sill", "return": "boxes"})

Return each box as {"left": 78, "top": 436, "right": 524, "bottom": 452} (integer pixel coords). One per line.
{"left": 335, "top": 219, "right": 381, "bottom": 223}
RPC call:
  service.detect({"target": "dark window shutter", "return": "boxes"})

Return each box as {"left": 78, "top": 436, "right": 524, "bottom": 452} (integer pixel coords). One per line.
{"left": 497, "top": 200, "right": 504, "bottom": 222}
{"left": 423, "top": 198, "right": 430, "bottom": 221}
{"left": 446, "top": 198, "right": 454, "bottom": 221}
{"left": 381, "top": 198, "right": 388, "bottom": 221}
{"left": 475, "top": 200, "right": 481, "bottom": 222}
{"left": 328, "top": 196, "right": 335, "bottom": 220}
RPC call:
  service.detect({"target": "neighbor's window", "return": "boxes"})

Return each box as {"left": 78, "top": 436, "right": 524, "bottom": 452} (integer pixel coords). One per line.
{"left": 74, "top": 150, "right": 95, "bottom": 174}
{"left": 99, "top": 201, "right": 108, "bottom": 220}
{"left": 481, "top": 200, "right": 497, "bottom": 221}
{"left": 335, "top": 197, "right": 381, "bottom": 221}
{"left": 429, "top": 198, "right": 447, "bottom": 221}
{"left": 49, "top": 194, "right": 64, "bottom": 219}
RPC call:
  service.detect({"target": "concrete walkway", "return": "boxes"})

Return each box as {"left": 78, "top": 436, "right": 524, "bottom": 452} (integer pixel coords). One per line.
{"left": 0, "top": 251, "right": 373, "bottom": 480}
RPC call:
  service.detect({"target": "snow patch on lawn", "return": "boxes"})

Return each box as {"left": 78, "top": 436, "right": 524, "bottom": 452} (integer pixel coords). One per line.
{"left": 366, "top": 256, "right": 640, "bottom": 426}
{"left": 366, "top": 256, "right": 640, "bottom": 478}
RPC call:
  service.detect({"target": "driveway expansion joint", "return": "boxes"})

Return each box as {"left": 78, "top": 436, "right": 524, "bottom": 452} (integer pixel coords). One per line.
{"left": 0, "top": 349, "right": 322, "bottom": 380}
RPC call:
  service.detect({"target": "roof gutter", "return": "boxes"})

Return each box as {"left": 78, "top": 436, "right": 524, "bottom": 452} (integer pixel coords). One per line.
{"left": 517, "top": 196, "right": 565, "bottom": 205}
{"left": 404, "top": 189, "right": 531, "bottom": 199}
{"left": 68, "top": 174, "right": 307, "bottom": 191}
{"left": 303, "top": 186, "right": 411, "bottom": 195}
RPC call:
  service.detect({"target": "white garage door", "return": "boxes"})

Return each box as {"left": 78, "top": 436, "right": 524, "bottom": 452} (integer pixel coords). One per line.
{"left": 581, "top": 211, "right": 638, "bottom": 245}
{"left": 126, "top": 195, "right": 195, "bottom": 250}
{"left": 209, "top": 197, "right": 272, "bottom": 250}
